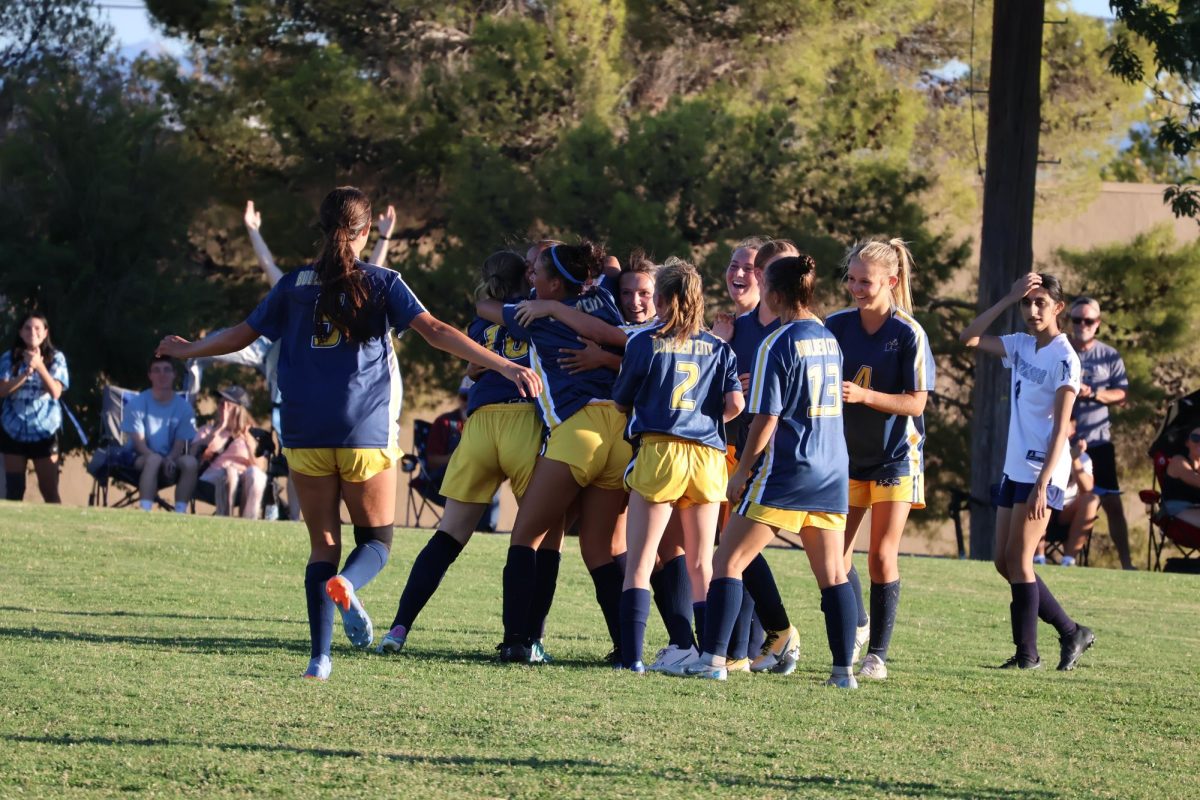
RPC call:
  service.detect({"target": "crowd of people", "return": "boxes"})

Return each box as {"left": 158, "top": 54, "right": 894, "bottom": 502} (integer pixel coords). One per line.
{"left": 5, "top": 184, "right": 1195, "bottom": 685}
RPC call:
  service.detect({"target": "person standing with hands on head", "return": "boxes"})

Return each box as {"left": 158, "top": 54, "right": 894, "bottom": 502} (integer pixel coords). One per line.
{"left": 157, "top": 186, "right": 541, "bottom": 681}
{"left": 1067, "top": 296, "right": 1135, "bottom": 570}
{"left": 124, "top": 356, "right": 199, "bottom": 513}
{"left": 0, "top": 314, "right": 69, "bottom": 503}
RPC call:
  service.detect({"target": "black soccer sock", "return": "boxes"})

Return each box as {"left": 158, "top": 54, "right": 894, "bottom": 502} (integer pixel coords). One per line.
{"left": 1034, "top": 574, "right": 1078, "bottom": 638}
{"left": 502, "top": 545, "right": 537, "bottom": 642}
{"left": 692, "top": 602, "right": 707, "bottom": 650}
{"left": 1011, "top": 581, "right": 1040, "bottom": 663}
{"left": 727, "top": 586, "right": 755, "bottom": 660}
{"left": 743, "top": 553, "right": 790, "bottom": 631}
{"left": 868, "top": 580, "right": 901, "bottom": 662}
{"left": 589, "top": 561, "right": 625, "bottom": 653}
{"left": 526, "top": 548, "right": 562, "bottom": 641}
{"left": 391, "top": 530, "right": 463, "bottom": 631}
{"left": 847, "top": 565, "right": 869, "bottom": 627}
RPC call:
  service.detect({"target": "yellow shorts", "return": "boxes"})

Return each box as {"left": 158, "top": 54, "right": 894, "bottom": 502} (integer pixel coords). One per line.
{"left": 440, "top": 404, "right": 542, "bottom": 503}
{"left": 738, "top": 500, "right": 847, "bottom": 533}
{"left": 283, "top": 446, "right": 400, "bottom": 483}
{"left": 543, "top": 402, "right": 632, "bottom": 490}
{"left": 625, "top": 435, "right": 727, "bottom": 508}
{"left": 848, "top": 474, "right": 925, "bottom": 509}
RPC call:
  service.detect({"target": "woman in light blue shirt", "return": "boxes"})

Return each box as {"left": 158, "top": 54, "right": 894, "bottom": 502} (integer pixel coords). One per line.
{"left": 0, "top": 314, "right": 69, "bottom": 503}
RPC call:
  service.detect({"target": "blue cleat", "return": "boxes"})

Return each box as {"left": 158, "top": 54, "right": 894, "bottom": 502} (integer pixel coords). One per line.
{"left": 325, "top": 575, "right": 374, "bottom": 649}
{"left": 376, "top": 624, "right": 407, "bottom": 654}
{"left": 303, "top": 655, "right": 332, "bottom": 680}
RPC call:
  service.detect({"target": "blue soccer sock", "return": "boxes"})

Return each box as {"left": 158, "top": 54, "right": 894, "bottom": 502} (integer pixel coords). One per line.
{"left": 868, "top": 580, "right": 901, "bottom": 662}
{"left": 846, "top": 565, "right": 869, "bottom": 627}
{"left": 502, "top": 545, "right": 537, "bottom": 642}
{"left": 651, "top": 555, "right": 695, "bottom": 649}
{"left": 744, "top": 553, "right": 790, "bottom": 631}
{"left": 820, "top": 582, "right": 858, "bottom": 669}
{"left": 613, "top": 550, "right": 628, "bottom": 576}
{"left": 692, "top": 602, "right": 707, "bottom": 651}
{"left": 526, "top": 548, "right": 562, "bottom": 641}
{"left": 391, "top": 530, "right": 463, "bottom": 631}
{"left": 748, "top": 613, "right": 766, "bottom": 658}
{"left": 589, "top": 561, "right": 625, "bottom": 653}
{"left": 339, "top": 526, "right": 392, "bottom": 590}
{"left": 702, "top": 578, "right": 744, "bottom": 659}
{"left": 727, "top": 585, "right": 755, "bottom": 660}
{"left": 619, "top": 588, "right": 652, "bottom": 668}
{"left": 304, "top": 561, "right": 337, "bottom": 659}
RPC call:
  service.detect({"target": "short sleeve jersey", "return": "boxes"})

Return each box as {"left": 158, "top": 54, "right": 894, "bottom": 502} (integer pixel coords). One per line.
{"left": 1071, "top": 340, "right": 1128, "bottom": 446}
{"left": 612, "top": 326, "right": 740, "bottom": 451}
{"left": 726, "top": 305, "right": 781, "bottom": 451}
{"left": 825, "top": 307, "right": 936, "bottom": 480}
{"left": 502, "top": 287, "right": 624, "bottom": 429}
{"left": 465, "top": 306, "right": 532, "bottom": 415}
{"left": 122, "top": 390, "right": 197, "bottom": 456}
{"left": 1000, "top": 333, "right": 1081, "bottom": 488}
{"left": 742, "top": 319, "right": 849, "bottom": 514}
{"left": 245, "top": 261, "right": 427, "bottom": 449}
{"left": 0, "top": 350, "right": 69, "bottom": 442}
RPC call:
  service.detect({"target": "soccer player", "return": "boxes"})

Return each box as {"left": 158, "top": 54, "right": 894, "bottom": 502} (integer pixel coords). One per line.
{"left": 157, "top": 186, "right": 541, "bottom": 681}
{"left": 960, "top": 272, "right": 1095, "bottom": 671}
{"left": 378, "top": 249, "right": 563, "bottom": 662}
{"left": 612, "top": 259, "right": 743, "bottom": 672}
{"left": 682, "top": 254, "right": 859, "bottom": 688}
{"left": 477, "top": 242, "right": 632, "bottom": 664}
{"left": 825, "top": 238, "right": 935, "bottom": 681}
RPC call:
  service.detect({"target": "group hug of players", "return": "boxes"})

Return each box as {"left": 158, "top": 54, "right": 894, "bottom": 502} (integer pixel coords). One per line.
{"left": 161, "top": 187, "right": 1095, "bottom": 686}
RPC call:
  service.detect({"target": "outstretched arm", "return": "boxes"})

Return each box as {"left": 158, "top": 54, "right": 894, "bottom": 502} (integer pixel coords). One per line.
{"left": 409, "top": 312, "right": 542, "bottom": 398}
{"left": 157, "top": 323, "right": 262, "bottom": 360}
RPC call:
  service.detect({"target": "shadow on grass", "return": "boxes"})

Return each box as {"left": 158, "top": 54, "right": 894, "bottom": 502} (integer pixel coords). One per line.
{"left": 0, "top": 626, "right": 311, "bottom": 656}
{"left": 0, "top": 605, "right": 303, "bottom": 626}
{"left": 2, "top": 733, "right": 1061, "bottom": 799}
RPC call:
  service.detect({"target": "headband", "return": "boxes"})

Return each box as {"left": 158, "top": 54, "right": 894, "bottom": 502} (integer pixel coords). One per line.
{"left": 550, "top": 246, "right": 584, "bottom": 286}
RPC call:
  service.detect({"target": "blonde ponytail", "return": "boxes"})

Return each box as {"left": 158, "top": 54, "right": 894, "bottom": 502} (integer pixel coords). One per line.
{"left": 843, "top": 237, "right": 915, "bottom": 314}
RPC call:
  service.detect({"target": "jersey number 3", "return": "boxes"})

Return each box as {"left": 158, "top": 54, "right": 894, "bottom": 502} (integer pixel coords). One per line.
{"left": 807, "top": 363, "right": 842, "bottom": 418}
{"left": 671, "top": 362, "right": 700, "bottom": 411}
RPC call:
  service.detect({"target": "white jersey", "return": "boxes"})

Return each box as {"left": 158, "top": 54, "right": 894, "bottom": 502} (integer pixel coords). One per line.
{"left": 1000, "top": 333, "right": 1080, "bottom": 487}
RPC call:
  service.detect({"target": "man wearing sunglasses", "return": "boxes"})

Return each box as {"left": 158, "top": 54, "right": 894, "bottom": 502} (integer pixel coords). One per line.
{"left": 1068, "top": 297, "right": 1135, "bottom": 570}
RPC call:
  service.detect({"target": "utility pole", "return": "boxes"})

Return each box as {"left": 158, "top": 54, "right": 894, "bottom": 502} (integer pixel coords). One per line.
{"left": 968, "top": 0, "right": 1046, "bottom": 560}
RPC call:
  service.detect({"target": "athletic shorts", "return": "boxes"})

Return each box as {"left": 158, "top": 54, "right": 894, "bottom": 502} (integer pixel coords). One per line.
{"left": 848, "top": 474, "right": 925, "bottom": 509}
{"left": 625, "top": 435, "right": 726, "bottom": 508}
{"left": 542, "top": 402, "right": 631, "bottom": 490}
{"left": 736, "top": 499, "right": 846, "bottom": 533}
{"left": 1084, "top": 441, "right": 1121, "bottom": 494}
{"left": 440, "top": 403, "right": 542, "bottom": 503}
{"left": 991, "top": 474, "right": 1066, "bottom": 511}
{"left": 283, "top": 446, "right": 400, "bottom": 483}
{"left": 0, "top": 429, "right": 57, "bottom": 460}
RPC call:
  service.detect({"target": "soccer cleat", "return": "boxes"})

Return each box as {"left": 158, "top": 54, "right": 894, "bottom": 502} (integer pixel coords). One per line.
{"left": 824, "top": 671, "right": 859, "bottom": 689}
{"left": 325, "top": 575, "right": 374, "bottom": 649}
{"left": 853, "top": 620, "right": 870, "bottom": 664}
{"left": 725, "top": 656, "right": 751, "bottom": 673}
{"left": 496, "top": 640, "right": 531, "bottom": 664}
{"left": 302, "top": 655, "right": 332, "bottom": 680}
{"left": 1057, "top": 625, "right": 1095, "bottom": 671}
{"left": 529, "top": 640, "right": 553, "bottom": 665}
{"left": 681, "top": 657, "right": 727, "bottom": 681}
{"left": 998, "top": 654, "right": 1043, "bottom": 670}
{"left": 375, "top": 624, "right": 407, "bottom": 654}
{"left": 625, "top": 661, "right": 647, "bottom": 674}
{"left": 649, "top": 645, "right": 699, "bottom": 675}
{"left": 751, "top": 626, "right": 800, "bottom": 675}
{"left": 1060, "top": 555, "right": 1076, "bottom": 567}
{"left": 604, "top": 648, "right": 623, "bottom": 668}
{"left": 856, "top": 653, "right": 888, "bottom": 680}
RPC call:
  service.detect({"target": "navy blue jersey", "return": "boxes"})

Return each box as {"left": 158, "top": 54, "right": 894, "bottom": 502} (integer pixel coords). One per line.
{"left": 742, "top": 318, "right": 849, "bottom": 513}
{"left": 502, "top": 287, "right": 624, "bottom": 428}
{"left": 598, "top": 272, "right": 621, "bottom": 299}
{"left": 465, "top": 308, "right": 532, "bottom": 416}
{"left": 726, "top": 305, "right": 781, "bottom": 450}
{"left": 825, "top": 308, "right": 936, "bottom": 480}
{"left": 612, "top": 326, "right": 740, "bottom": 450}
{"left": 246, "top": 261, "right": 426, "bottom": 449}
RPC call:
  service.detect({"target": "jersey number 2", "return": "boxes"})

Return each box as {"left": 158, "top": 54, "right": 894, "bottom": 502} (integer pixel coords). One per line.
{"left": 671, "top": 362, "right": 699, "bottom": 411}
{"left": 807, "top": 363, "right": 842, "bottom": 418}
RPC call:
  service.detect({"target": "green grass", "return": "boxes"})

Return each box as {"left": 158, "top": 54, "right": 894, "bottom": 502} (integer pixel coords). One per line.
{"left": 0, "top": 504, "right": 1195, "bottom": 799}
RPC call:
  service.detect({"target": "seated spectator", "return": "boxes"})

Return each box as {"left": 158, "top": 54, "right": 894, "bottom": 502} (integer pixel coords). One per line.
{"left": 0, "top": 314, "right": 68, "bottom": 503}
{"left": 193, "top": 385, "right": 267, "bottom": 518}
{"left": 122, "top": 356, "right": 198, "bottom": 513}
{"left": 1163, "top": 425, "right": 1200, "bottom": 527}
{"left": 1035, "top": 418, "right": 1100, "bottom": 567}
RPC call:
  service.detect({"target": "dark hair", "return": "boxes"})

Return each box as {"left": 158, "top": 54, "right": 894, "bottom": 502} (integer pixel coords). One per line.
{"left": 313, "top": 186, "right": 375, "bottom": 343}
{"left": 765, "top": 254, "right": 818, "bottom": 313}
{"left": 753, "top": 239, "right": 798, "bottom": 271}
{"left": 478, "top": 250, "right": 529, "bottom": 301}
{"left": 1032, "top": 273, "right": 1066, "bottom": 305}
{"left": 8, "top": 314, "right": 57, "bottom": 376}
{"left": 538, "top": 241, "right": 606, "bottom": 297}
{"left": 149, "top": 354, "right": 175, "bottom": 372}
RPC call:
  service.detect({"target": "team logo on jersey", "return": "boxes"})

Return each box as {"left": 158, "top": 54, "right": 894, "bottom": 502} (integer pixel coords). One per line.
{"left": 876, "top": 477, "right": 901, "bottom": 488}
{"left": 1059, "top": 360, "right": 1072, "bottom": 381}
{"left": 884, "top": 338, "right": 900, "bottom": 352}
{"left": 1026, "top": 449, "right": 1046, "bottom": 463}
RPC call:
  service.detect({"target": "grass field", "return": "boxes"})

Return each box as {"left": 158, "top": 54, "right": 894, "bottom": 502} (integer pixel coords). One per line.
{"left": 0, "top": 504, "right": 1195, "bottom": 799}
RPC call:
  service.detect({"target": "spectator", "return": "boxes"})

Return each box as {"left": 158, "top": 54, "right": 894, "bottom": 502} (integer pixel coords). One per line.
{"left": 425, "top": 377, "right": 500, "bottom": 531}
{"left": 1163, "top": 425, "right": 1200, "bottom": 527}
{"left": 0, "top": 313, "right": 68, "bottom": 503}
{"left": 1035, "top": 418, "right": 1100, "bottom": 566}
{"left": 193, "top": 385, "right": 267, "bottom": 518}
{"left": 123, "top": 355, "right": 198, "bottom": 513}
{"left": 1067, "top": 296, "right": 1135, "bottom": 569}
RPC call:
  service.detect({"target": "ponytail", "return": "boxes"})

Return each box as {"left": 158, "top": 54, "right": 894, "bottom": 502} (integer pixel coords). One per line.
{"left": 540, "top": 240, "right": 606, "bottom": 297}
{"left": 654, "top": 258, "right": 706, "bottom": 344}
{"left": 476, "top": 250, "right": 529, "bottom": 301}
{"left": 313, "top": 186, "right": 375, "bottom": 343}
{"left": 843, "top": 237, "right": 915, "bottom": 314}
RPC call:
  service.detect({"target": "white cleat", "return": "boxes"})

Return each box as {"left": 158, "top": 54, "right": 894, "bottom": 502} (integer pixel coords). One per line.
{"left": 302, "top": 655, "right": 332, "bottom": 681}
{"left": 825, "top": 667, "right": 858, "bottom": 689}
{"left": 649, "top": 644, "right": 699, "bottom": 675}
{"left": 750, "top": 626, "right": 800, "bottom": 675}
{"left": 680, "top": 656, "right": 727, "bottom": 681}
{"left": 856, "top": 653, "right": 888, "bottom": 681}
{"left": 853, "top": 620, "right": 870, "bottom": 664}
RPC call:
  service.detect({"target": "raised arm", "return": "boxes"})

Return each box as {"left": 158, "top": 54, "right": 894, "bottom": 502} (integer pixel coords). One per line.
{"left": 368, "top": 204, "right": 396, "bottom": 268}
{"left": 244, "top": 201, "right": 284, "bottom": 287}
{"left": 960, "top": 274, "right": 1041, "bottom": 357}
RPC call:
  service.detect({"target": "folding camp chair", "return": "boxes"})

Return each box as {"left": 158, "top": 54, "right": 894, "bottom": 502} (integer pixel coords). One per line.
{"left": 1043, "top": 506, "right": 1093, "bottom": 566}
{"left": 401, "top": 419, "right": 445, "bottom": 528}
{"left": 85, "top": 385, "right": 179, "bottom": 511}
{"left": 191, "top": 427, "right": 282, "bottom": 518}
{"left": 1140, "top": 451, "right": 1200, "bottom": 571}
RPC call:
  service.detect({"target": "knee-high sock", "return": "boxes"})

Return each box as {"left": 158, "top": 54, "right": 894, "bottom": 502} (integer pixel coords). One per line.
{"left": 502, "top": 545, "right": 537, "bottom": 641}
{"left": 868, "top": 580, "right": 901, "bottom": 662}
{"left": 1034, "top": 574, "right": 1078, "bottom": 637}
{"left": 391, "top": 530, "right": 463, "bottom": 631}
{"left": 340, "top": 527, "right": 392, "bottom": 590}
{"left": 589, "top": 561, "right": 624, "bottom": 652}
{"left": 693, "top": 602, "right": 707, "bottom": 650}
{"left": 650, "top": 555, "right": 695, "bottom": 649}
{"left": 748, "top": 613, "right": 766, "bottom": 657}
{"left": 702, "top": 578, "right": 744, "bottom": 658}
{"left": 846, "top": 565, "right": 869, "bottom": 627}
{"left": 5, "top": 472, "right": 25, "bottom": 502}
{"left": 727, "top": 587, "right": 755, "bottom": 659}
{"left": 1011, "top": 582, "right": 1040, "bottom": 662}
{"left": 619, "top": 588, "right": 652, "bottom": 668}
{"left": 820, "top": 582, "right": 858, "bottom": 669}
{"left": 526, "top": 549, "right": 562, "bottom": 640}
{"left": 613, "top": 550, "right": 628, "bottom": 575}
{"left": 304, "top": 561, "right": 337, "bottom": 659}
{"left": 743, "top": 553, "right": 789, "bottom": 631}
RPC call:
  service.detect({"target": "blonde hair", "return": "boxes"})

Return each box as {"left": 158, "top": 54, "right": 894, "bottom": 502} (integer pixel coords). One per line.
{"left": 654, "top": 257, "right": 706, "bottom": 344}
{"left": 844, "top": 237, "right": 915, "bottom": 314}
{"left": 753, "top": 239, "right": 798, "bottom": 271}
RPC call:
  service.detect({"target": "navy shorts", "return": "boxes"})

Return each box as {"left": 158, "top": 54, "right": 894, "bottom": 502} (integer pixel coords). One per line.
{"left": 991, "top": 474, "right": 1065, "bottom": 511}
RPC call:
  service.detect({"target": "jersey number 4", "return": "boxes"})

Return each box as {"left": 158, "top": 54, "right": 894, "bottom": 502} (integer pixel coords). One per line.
{"left": 851, "top": 365, "right": 872, "bottom": 389}
{"left": 807, "top": 363, "right": 842, "bottom": 418}
{"left": 671, "top": 362, "right": 700, "bottom": 411}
